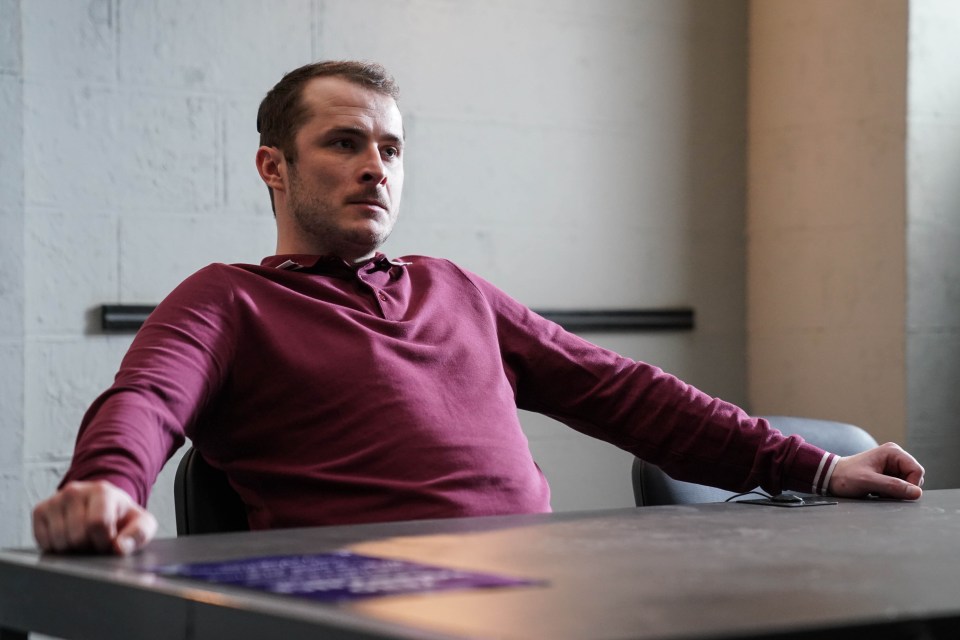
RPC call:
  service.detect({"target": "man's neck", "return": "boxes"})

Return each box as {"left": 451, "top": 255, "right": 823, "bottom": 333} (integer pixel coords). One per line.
{"left": 275, "top": 238, "right": 377, "bottom": 264}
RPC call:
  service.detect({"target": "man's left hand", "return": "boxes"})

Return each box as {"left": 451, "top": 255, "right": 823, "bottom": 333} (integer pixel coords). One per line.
{"left": 829, "top": 442, "right": 925, "bottom": 500}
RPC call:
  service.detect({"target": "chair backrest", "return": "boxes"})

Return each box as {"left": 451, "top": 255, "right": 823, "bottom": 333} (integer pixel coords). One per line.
{"left": 174, "top": 446, "right": 250, "bottom": 536}
{"left": 632, "top": 416, "right": 879, "bottom": 507}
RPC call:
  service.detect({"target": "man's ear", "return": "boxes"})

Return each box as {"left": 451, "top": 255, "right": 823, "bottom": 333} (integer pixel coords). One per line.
{"left": 256, "top": 146, "right": 287, "bottom": 192}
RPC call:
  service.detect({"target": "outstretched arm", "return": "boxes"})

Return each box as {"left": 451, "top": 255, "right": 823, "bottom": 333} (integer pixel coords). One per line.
{"left": 32, "top": 480, "right": 158, "bottom": 555}
{"left": 34, "top": 267, "right": 240, "bottom": 554}
{"left": 828, "top": 442, "right": 925, "bottom": 500}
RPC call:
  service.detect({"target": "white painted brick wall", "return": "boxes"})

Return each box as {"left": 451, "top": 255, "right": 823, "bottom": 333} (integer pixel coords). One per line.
{"left": 0, "top": 79, "right": 25, "bottom": 338}
{"left": 25, "top": 210, "right": 118, "bottom": 335}
{"left": 22, "top": 0, "right": 115, "bottom": 83}
{"left": 0, "top": 343, "right": 25, "bottom": 472}
{"left": 119, "top": 213, "right": 276, "bottom": 301}
{"left": 224, "top": 98, "right": 274, "bottom": 214}
{"left": 9, "top": 0, "right": 750, "bottom": 546}
{"left": 0, "top": 0, "right": 22, "bottom": 74}
{"left": 0, "top": 474, "right": 24, "bottom": 549}
{"left": 24, "top": 84, "right": 220, "bottom": 212}
{"left": 118, "top": 0, "right": 314, "bottom": 93}
{"left": 0, "top": 0, "right": 24, "bottom": 549}
{"left": 24, "top": 337, "right": 132, "bottom": 460}
{"left": 23, "top": 460, "right": 68, "bottom": 542}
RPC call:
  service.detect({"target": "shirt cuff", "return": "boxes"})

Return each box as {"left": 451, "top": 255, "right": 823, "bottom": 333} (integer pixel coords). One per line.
{"left": 812, "top": 452, "right": 841, "bottom": 495}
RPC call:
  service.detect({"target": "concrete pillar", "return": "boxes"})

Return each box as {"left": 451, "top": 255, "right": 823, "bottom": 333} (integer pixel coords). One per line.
{"left": 904, "top": 0, "right": 960, "bottom": 488}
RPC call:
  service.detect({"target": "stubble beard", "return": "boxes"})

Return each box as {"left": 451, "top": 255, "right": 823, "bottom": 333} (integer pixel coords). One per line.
{"left": 287, "top": 171, "right": 396, "bottom": 259}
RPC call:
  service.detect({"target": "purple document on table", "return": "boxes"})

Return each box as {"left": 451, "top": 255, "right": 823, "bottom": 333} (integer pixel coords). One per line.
{"left": 154, "top": 551, "right": 543, "bottom": 602}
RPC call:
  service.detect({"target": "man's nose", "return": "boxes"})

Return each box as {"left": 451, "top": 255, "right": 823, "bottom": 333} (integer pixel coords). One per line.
{"left": 359, "top": 148, "right": 388, "bottom": 185}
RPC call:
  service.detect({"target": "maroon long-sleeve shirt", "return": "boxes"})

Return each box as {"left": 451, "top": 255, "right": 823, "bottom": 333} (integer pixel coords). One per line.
{"left": 63, "top": 253, "right": 837, "bottom": 529}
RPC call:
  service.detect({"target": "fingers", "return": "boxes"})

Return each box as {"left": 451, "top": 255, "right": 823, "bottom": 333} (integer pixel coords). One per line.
{"left": 872, "top": 442, "right": 925, "bottom": 497}
{"left": 33, "top": 483, "right": 92, "bottom": 553}
{"left": 866, "top": 474, "right": 923, "bottom": 501}
{"left": 85, "top": 487, "right": 125, "bottom": 552}
{"left": 32, "top": 480, "right": 154, "bottom": 555}
{"left": 113, "top": 510, "right": 159, "bottom": 556}
{"left": 32, "top": 501, "right": 53, "bottom": 552}
{"left": 887, "top": 443, "right": 925, "bottom": 488}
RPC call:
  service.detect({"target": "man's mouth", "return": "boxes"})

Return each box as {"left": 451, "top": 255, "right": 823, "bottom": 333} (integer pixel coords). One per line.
{"left": 347, "top": 198, "right": 388, "bottom": 211}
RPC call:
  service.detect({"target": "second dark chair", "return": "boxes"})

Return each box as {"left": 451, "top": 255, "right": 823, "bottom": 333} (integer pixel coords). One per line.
{"left": 173, "top": 446, "right": 249, "bottom": 536}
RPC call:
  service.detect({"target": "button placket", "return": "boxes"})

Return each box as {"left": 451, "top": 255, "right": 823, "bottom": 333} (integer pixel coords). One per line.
{"left": 355, "top": 271, "right": 389, "bottom": 318}
{"left": 356, "top": 257, "right": 408, "bottom": 320}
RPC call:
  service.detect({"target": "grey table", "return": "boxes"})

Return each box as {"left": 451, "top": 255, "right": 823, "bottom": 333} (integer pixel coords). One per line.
{"left": 3, "top": 490, "right": 960, "bottom": 640}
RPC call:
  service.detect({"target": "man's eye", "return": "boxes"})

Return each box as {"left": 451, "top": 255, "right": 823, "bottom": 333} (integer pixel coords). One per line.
{"left": 383, "top": 147, "right": 400, "bottom": 158}
{"left": 332, "top": 139, "right": 354, "bottom": 149}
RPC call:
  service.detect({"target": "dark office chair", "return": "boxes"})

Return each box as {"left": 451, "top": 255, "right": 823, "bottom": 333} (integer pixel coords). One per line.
{"left": 173, "top": 446, "right": 250, "bottom": 536}
{"left": 632, "top": 416, "right": 879, "bottom": 506}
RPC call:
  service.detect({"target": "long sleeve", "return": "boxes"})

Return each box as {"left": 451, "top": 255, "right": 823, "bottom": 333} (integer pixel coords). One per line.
{"left": 61, "top": 265, "right": 238, "bottom": 505}
{"left": 460, "top": 267, "right": 836, "bottom": 496}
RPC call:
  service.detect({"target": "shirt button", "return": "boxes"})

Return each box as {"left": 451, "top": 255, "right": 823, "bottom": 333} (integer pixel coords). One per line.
{"left": 378, "top": 291, "right": 387, "bottom": 302}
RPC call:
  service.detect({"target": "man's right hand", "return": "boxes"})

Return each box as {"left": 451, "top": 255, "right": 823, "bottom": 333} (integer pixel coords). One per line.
{"left": 32, "top": 480, "right": 157, "bottom": 555}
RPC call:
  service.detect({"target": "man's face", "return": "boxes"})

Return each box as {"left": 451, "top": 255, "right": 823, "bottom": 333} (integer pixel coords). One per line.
{"left": 280, "top": 76, "right": 404, "bottom": 261}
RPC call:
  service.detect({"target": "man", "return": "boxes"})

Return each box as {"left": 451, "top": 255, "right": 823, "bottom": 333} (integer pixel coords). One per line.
{"left": 33, "top": 61, "right": 924, "bottom": 556}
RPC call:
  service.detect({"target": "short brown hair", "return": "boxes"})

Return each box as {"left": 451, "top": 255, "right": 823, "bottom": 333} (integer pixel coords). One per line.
{"left": 257, "top": 60, "right": 400, "bottom": 163}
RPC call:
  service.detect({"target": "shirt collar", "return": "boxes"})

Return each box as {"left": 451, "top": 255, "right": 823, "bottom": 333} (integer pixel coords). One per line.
{"left": 261, "top": 253, "right": 411, "bottom": 274}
